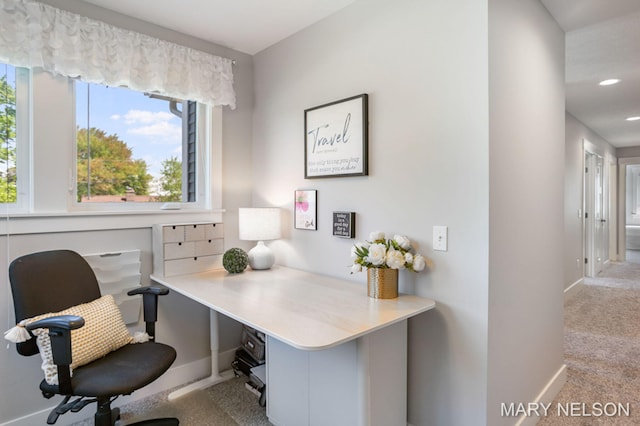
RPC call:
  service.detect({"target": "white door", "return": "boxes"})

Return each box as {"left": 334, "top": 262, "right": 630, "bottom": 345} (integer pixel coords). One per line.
{"left": 584, "top": 151, "right": 605, "bottom": 276}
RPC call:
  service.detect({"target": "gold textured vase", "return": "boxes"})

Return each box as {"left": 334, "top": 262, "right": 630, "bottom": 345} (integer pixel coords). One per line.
{"left": 367, "top": 268, "right": 398, "bottom": 299}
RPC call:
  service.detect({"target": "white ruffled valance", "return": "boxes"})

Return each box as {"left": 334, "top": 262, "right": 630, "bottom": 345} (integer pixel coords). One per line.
{"left": 0, "top": 0, "right": 236, "bottom": 108}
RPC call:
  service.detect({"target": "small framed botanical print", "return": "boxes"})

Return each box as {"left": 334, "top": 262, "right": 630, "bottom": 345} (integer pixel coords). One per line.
{"left": 294, "top": 190, "right": 317, "bottom": 230}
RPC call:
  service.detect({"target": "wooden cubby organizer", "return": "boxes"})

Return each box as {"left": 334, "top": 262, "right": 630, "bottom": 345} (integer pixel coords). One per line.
{"left": 152, "top": 222, "right": 224, "bottom": 277}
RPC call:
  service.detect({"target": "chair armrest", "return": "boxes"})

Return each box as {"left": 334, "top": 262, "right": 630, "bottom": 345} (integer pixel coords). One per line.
{"left": 128, "top": 286, "right": 169, "bottom": 297}
{"left": 27, "top": 315, "right": 84, "bottom": 395}
{"left": 127, "top": 286, "right": 170, "bottom": 340}
{"left": 26, "top": 315, "right": 85, "bottom": 334}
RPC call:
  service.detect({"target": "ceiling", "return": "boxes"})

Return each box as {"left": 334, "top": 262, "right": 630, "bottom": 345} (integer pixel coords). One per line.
{"left": 81, "top": 0, "right": 640, "bottom": 149}
{"left": 81, "top": 0, "right": 356, "bottom": 55}
{"left": 541, "top": 0, "right": 640, "bottom": 148}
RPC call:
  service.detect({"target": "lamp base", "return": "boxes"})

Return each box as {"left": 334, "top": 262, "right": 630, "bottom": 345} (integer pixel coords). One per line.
{"left": 248, "top": 241, "right": 275, "bottom": 270}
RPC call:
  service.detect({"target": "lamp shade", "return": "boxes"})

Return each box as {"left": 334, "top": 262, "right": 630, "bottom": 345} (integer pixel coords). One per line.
{"left": 238, "top": 208, "right": 282, "bottom": 241}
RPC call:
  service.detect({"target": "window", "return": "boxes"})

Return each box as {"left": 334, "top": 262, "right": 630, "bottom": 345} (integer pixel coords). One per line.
{"left": 75, "top": 81, "right": 201, "bottom": 206}
{"left": 0, "top": 62, "right": 29, "bottom": 210}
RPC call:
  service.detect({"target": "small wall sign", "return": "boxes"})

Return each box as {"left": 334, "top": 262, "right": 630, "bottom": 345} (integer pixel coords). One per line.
{"left": 332, "top": 211, "right": 356, "bottom": 238}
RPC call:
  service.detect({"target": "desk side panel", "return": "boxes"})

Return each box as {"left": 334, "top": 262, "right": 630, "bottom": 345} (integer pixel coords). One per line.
{"left": 267, "top": 337, "right": 310, "bottom": 425}
{"left": 361, "top": 319, "right": 408, "bottom": 426}
{"left": 309, "top": 339, "right": 359, "bottom": 426}
{"left": 267, "top": 336, "right": 360, "bottom": 426}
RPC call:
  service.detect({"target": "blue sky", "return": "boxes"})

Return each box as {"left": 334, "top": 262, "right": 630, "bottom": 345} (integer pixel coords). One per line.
{"left": 75, "top": 82, "right": 183, "bottom": 178}
{"left": 2, "top": 62, "right": 15, "bottom": 85}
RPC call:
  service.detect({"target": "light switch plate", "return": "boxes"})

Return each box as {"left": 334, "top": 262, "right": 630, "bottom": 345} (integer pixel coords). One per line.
{"left": 433, "top": 226, "right": 448, "bottom": 251}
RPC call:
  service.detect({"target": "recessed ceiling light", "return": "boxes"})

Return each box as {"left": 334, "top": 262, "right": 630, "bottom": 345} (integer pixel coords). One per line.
{"left": 626, "top": 116, "right": 640, "bottom": 121}
{"left": 599, "top": 79, "right": 620, "bottom": 86}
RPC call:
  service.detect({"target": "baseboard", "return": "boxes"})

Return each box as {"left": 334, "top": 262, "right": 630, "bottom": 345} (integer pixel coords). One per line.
{"left": 0, "top": 354, "right": 225, "bottom": 426}
{"left": 564, "top": 278, "right": 584, "bottom": 301}
{"left": 515, "top": 364, "right": 567, "bottom": 426}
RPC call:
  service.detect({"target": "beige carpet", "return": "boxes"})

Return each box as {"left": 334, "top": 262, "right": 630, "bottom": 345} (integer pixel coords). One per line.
{"left": 538, "top": 251, "right": 640, "bottom": 425}
{"left": 71, "top": 376, "right": 271, "bottom": 426}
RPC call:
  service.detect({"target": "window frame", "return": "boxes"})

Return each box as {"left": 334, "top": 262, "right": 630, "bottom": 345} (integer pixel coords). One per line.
{"left": 70, "top": 81, "right": 215, "bottom": 213}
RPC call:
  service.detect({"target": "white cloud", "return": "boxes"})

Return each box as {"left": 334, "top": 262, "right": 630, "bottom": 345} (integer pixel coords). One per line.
{"left": 129, "top": 121, "right": 181, "bottom": 140}
{"left": 122, "top": 109, "right": 181, "bottom": 142}
{"left": 110, "top": 114, "right": 121, "bottom": 120}
{"left": 123, "top": 110, "right": 175, "bottom": 125}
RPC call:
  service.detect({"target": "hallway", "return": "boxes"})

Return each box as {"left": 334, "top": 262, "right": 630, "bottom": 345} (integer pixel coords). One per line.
{"left": 539, "top": 251, "right": 640, "bottom": 425}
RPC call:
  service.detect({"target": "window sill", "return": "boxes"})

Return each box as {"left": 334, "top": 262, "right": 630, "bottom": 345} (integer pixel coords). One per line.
{"left": 4, "top": 208, "right": 225, "bottom": 218}
{"left": 0, "top": 209, "right": 226, "bottom": 236}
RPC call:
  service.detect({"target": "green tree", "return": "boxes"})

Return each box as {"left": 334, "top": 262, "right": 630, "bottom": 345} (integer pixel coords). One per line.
{"left": 158, "top": 156, "right": 182, "bottom": 202}
{"left": 0, "top": 74, "right": 17, "bottom": 203}
{"left": 77, "top": 127, "right": 152, "bottom": 201}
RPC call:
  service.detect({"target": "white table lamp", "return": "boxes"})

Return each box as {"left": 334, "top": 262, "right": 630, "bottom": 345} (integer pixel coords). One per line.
{"left": 239, "top": 207, "right": 282, "bottom": 270}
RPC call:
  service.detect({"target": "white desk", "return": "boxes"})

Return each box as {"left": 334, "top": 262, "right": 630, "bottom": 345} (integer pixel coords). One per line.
{"left": 151, "top": 266, "right": 435, "bottom": 426}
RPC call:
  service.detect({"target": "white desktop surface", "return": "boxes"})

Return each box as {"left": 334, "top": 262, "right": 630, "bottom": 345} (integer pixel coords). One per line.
{"left": 151, "top": 265, "right": 435, "bottom": 351}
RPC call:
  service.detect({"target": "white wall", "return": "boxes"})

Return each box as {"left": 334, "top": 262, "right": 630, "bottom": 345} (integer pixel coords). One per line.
{"left": 253, "top": 1, "right": 490, "bottom": 424}
{"left": 564, "top": 113, "right": 617, "bottom": 290}
{"left": 487, "top": 1, "right": 566, "bottom": 425}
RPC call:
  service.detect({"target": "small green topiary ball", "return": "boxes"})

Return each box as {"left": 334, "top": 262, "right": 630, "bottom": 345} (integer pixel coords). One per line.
{"left": 223, "top": 248, "right": 249, "bottom": 273}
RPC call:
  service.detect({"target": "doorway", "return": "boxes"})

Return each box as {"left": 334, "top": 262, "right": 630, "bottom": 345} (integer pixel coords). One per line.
{"left": 618, "top": 159, "right": 640, "bottom": 263}
{"left": 583, "top": 142, "right": 610, "bottom": 277}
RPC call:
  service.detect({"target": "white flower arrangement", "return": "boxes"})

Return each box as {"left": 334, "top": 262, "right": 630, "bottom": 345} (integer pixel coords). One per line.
{"left": 351, "top": 231, "right": 427, "bottom": 273}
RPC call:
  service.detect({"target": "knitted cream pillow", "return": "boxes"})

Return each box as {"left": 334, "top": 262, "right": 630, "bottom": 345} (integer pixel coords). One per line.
{"left": 25, "top": 294, "right": 133, "bottom": 385}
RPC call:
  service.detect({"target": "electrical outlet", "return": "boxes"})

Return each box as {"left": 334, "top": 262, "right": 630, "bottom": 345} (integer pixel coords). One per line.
{"left": 433, "top": 226, "right": 448, "bottom": 251}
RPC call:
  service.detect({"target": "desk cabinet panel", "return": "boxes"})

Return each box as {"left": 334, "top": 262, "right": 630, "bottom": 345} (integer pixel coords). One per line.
{"left": 267, "top": 338, "right": 357, "bottom": 426}
{"left": 267, "top": 338, "right": 310, "bottom": 426}
{"left": 266, "top": 320, "right": 408, "bottom": 426}
{"left": 308, "top": 341, "right": 358, "bottom": 426}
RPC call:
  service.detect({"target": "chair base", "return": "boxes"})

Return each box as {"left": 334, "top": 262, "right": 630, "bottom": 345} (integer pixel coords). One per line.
{"left": 128, "top": 418, "right": 179, "bottom": 425}
{"left": 95, "top": 399, "right": 119, "bottom": 426}
{"left": 94, "top": 398, "right": 179, "bottom": 426}
{"left": 94, "top": 399, "right": 178, "bottom": 426}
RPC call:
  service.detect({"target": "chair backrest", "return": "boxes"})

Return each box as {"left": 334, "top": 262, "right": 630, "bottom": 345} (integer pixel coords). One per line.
{"left": 9, "top": 250, "right": 102, "bottom": 356}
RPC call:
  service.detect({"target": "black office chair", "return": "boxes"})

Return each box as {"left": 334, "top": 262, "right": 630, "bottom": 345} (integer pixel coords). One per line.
{"left": 8, "top": 250, "right": 178, "bottom": 426}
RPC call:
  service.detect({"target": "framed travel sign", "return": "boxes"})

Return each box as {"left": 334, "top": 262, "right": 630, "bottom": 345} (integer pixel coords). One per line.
{"left": 304, "top": 94, "right": 368, "bottom": 179}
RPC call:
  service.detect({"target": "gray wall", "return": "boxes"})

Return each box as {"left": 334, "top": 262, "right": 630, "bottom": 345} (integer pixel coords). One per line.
{"left": 487, "top": 1, "right": 565, "bottom": 424}
{"left": 253, "top": 0, "right": 564, "bottom": 424}
{"left": 617, "top": 146, "right": 640, "bottom": 158}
